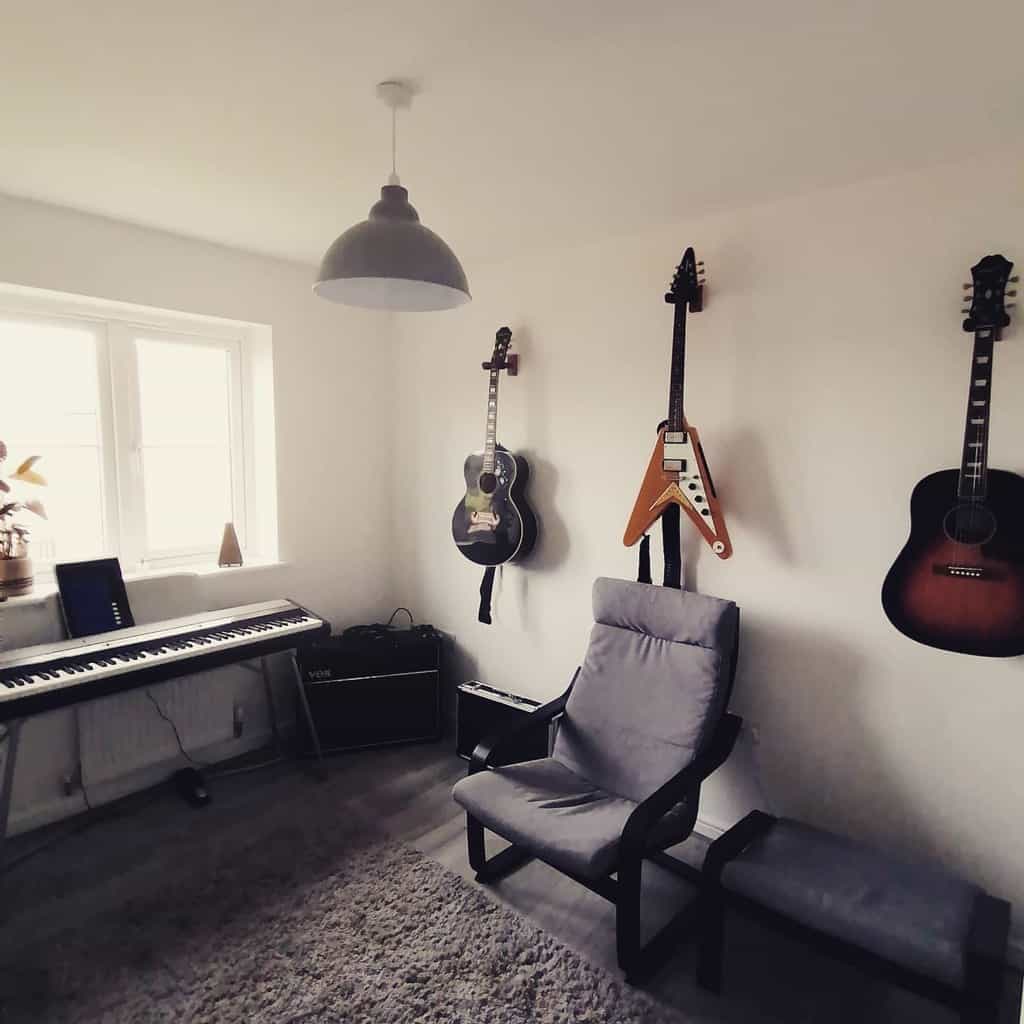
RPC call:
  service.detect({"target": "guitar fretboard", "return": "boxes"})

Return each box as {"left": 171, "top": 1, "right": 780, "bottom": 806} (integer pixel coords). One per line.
{"left": 482, "top": 367, "right": 500, "bottom": 473}
{"left": 958, "top": 328, "right": 996, "bottom": 501}
{"left": 667, "top": 299, "right": 687, "bottom": 434}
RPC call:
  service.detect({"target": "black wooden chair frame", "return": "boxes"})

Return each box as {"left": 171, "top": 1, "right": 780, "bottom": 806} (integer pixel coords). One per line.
{"left": 465, "top": 679, "right": 742, "bottom": 984}
{"left": 698, "top": 810, "right": 1011, "bottom": 1024}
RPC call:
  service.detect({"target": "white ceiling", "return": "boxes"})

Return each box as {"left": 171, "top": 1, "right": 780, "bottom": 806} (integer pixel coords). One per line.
{"left": 2, "top": 1, "right": 1021, "bottom": 269}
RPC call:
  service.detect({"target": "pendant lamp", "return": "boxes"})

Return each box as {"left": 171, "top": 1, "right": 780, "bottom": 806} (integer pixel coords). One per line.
{"left": 314, "top": 81, "right": 471, "bottom": 311}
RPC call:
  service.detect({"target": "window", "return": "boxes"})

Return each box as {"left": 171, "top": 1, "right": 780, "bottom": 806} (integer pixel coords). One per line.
{"left": 0, "top": 286, "right": 277, "bottom": 576}
{"left": 1, "top": 316, "right": 107, "bottom": 565}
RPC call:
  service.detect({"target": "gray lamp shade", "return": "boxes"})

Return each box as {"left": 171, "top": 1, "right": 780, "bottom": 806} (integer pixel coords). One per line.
{"left": 314, "top": 185, "right": 470, "bottom": 311}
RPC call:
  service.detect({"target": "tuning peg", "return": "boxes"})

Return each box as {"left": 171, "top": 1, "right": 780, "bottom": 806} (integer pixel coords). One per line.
{"left": 1007, "top": 291, "right": 1018, "bottom": 298}
{"left": 962, "top": 283, "right": 973, "bottom": 290}
{"left": 1010, "top": 276, "right": 1020, "bottom": 284}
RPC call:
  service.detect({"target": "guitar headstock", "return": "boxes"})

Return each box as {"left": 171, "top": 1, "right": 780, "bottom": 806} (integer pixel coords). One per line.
{"left": 482, "top": 326, "right": 518, "bottom": 375}
{"left": 962, "top": 254, "right": 1016, "bottom": 334}
{"left": 665, "top": 247, "right": 705, "bottom": 313}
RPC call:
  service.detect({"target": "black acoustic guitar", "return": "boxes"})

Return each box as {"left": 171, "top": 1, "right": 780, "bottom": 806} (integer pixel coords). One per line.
{"left": 451, "top": 328, "right": 536, "bottom": 566}
{"left": 882, "top": 254, "right": 1024, "bottom": 657}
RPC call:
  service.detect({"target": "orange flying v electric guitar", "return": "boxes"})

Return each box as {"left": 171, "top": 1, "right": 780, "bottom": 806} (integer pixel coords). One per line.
{"left": 623, "top": 247, "right": 732, "bottom": 559}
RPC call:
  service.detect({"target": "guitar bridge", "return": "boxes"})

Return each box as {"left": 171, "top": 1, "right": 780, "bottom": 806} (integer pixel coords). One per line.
{"left": 933, "top": 564, "right": 990, "bottom": 579}
{"left": 468, "top": 511, "right": 500, "bottom": 534}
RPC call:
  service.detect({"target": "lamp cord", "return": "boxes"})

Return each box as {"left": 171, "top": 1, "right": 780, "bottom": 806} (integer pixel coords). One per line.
{"left": 387, "top": 104, "right": 399, "bottom": 186}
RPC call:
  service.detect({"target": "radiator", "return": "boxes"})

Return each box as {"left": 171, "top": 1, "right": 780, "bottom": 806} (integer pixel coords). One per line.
{"left": 78, "top": 669, "right": 237, "bottom": 788}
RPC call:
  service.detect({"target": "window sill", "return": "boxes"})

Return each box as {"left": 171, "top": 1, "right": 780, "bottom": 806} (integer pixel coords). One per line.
{"left": 0, "top": 560, "right": 289, "bottom": 608}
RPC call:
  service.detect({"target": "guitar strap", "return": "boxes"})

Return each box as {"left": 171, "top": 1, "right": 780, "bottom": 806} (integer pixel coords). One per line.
{"left": 638, "top": 535, "right": 652, "bottom": 585}
{"left": 478, "top": 566, "right": 496, "bottom": 625}
{"left": 662, "top": 503, "right": 682, "bottom": 589}
{"left": 637, "top": 503, "right": 682, "bottom": 589}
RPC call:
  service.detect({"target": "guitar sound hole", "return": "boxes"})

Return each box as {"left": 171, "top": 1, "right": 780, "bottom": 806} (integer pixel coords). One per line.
{"left": 478, "top": 473, "right": 497, "bottom": 495}
{"left": 942, "top": 503, "right": 997, "bottom": 546}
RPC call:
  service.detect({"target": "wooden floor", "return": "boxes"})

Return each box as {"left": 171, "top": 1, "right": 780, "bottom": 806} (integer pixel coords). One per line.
{"left": 2, "top": 741, "right": 1020, "bottom": 1023}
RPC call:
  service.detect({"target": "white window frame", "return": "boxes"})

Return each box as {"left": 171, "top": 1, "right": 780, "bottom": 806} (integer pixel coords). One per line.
{"left": 0, "top": 283, "right": 277, "bottom": 577}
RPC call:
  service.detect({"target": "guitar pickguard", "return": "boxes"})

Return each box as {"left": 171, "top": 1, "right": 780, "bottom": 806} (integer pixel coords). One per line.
{"left": 652, "top": 431, "right": 712, "bottom": 518}
{"left": 624, "top": 424, "right": 732, "bottom": 558}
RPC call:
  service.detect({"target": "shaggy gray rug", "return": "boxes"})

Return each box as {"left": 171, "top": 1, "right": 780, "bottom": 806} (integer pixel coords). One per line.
{"left": 0, "top": 801, "right": 695, "bottom": 1023}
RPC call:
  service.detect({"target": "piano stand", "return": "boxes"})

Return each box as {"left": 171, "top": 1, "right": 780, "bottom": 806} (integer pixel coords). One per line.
{"left": 260, "top": 656, "right": 283, "bottom": 755}
{"left": 290, "top": 653, "right": 326, "bottom": 781}
{"left": 0, "top": 719, "right": 23, "bottom": 869}
{"left": 256, "top": 654, "right": 325, "bottom": 778}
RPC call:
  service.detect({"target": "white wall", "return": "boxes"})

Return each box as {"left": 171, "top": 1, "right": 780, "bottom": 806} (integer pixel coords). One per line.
{"left": 392, "top": 151, "right": 1024, "bottom": 940}
{"left": 4, "top": 153, "right": 1024, "bottom": 950}
{"left": 0, "top": 194, "right": 394, "bottom": 831}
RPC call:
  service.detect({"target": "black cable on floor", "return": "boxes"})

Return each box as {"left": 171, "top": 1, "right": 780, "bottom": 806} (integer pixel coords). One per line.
{"left": 143, "top": 689, "right": 286, "bottom": 778}
{"left": 145, "top": 690, "right": 209, "bottom": 770}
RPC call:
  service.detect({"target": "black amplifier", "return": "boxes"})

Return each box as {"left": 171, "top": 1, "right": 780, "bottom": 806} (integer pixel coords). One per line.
{"left": 296, "top": 623, "right": 443, "bottom": 754}
{"left": 456, "top": 681, "right": 551, "bottom": 762}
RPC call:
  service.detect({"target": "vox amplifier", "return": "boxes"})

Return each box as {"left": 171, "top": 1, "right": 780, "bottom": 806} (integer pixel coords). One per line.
{"left": 296, "top": 625, "right": 443, "bottom": 753}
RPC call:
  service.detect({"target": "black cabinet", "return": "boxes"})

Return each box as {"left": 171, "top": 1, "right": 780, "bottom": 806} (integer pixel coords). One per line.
{"left": 296, "top": 628, "right": 442, "bottom": 754}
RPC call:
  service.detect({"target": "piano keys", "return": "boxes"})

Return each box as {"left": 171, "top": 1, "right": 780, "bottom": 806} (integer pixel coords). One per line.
{"left": 0, "top": 598, "right": 330, "bottom": 722}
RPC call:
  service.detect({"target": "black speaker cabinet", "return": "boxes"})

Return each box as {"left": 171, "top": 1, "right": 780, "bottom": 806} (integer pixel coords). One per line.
{"left": 296, "top": 626, "right": 442, "bottom": 754}
{"left": 456, "top": 681, "right": 551, "bottom": 762}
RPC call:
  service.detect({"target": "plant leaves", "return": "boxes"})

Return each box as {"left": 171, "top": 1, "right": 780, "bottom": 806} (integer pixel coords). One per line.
{"left": 0, "top": 480, "right": 8, "bottom": 493}
{"left": 11, "top": 456, "right": 46, "bottom": 486}
{"left": 0, "top": 503, "right": 19, "bottom": 518}
{"left": 24, "top": 499, "right": 46, "bottom": 520}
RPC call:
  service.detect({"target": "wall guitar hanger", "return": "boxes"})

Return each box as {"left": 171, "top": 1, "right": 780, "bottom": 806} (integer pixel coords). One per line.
{"left": 481, "top": 327, "right": 519, "bottom": 375}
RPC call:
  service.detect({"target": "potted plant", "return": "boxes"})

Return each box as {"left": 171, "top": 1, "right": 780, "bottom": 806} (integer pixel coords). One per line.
{"left": 0, "top": 440, "right": 47, "bottom": 598}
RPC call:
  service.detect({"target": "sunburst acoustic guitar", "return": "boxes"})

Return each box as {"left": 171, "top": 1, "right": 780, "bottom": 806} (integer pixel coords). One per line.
{"left": 882, "top": 254, "right": 1024, "bottom": 657}
{"left": 623, "top": 247, "right": 732, "bottom": 561}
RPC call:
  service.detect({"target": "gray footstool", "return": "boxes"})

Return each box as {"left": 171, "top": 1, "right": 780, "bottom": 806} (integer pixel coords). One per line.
{"left": 698, "top": 811, "right": 1010, "bottom": 1023}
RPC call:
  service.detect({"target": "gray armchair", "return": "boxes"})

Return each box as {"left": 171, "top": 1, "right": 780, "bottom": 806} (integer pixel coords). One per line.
{"left": 452, "top": 576, "right": 741, "bottom": 981}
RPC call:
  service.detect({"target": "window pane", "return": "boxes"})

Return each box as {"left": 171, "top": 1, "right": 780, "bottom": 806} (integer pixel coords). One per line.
{"left": 0, "top": 318, "right": 107, "bottom": 564}
{"left": 136, "top": 338, "right": 234, "bottom": 553}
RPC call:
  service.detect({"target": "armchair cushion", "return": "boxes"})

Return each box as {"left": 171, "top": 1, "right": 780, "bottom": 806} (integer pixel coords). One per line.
{"left": 552, "top": 579, "right": 738, "bottom": 803}
{"left": 453, "top": 757, "right": 637, "bottom": 879}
